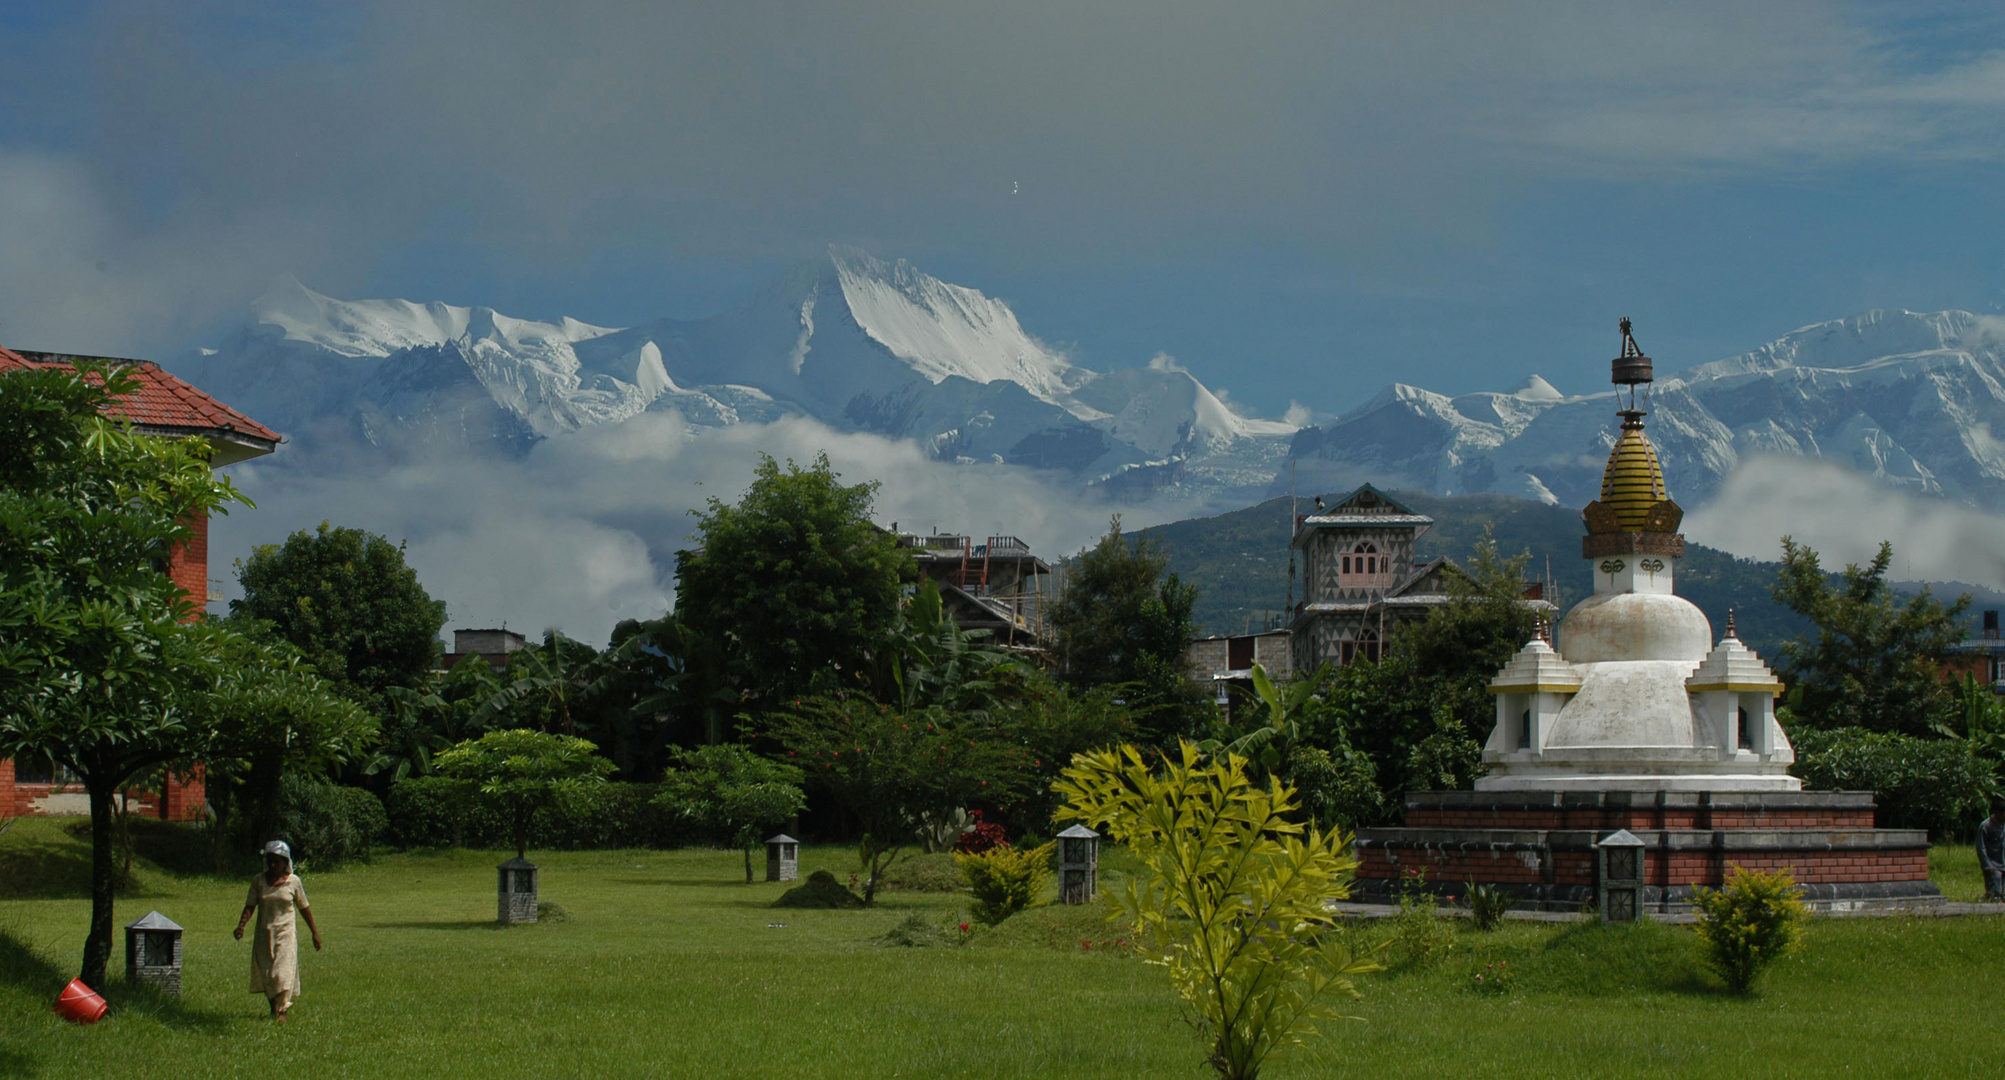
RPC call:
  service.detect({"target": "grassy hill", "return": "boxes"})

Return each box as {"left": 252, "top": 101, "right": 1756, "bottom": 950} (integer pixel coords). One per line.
{"left": 1128, "top": 489, "right": 2002, "bottom": 660}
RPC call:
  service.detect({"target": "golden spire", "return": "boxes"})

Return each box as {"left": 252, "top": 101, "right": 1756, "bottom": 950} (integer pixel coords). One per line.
{"left": 1582, "top": 317, "right": 1683, "bottom": 538}
{"left": 1599, "top": 417, "right": 1668, "bottom": 529}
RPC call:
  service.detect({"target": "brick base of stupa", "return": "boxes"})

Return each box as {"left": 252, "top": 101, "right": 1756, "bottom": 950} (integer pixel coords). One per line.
{"left": 1352, "top": 790, "right": 1939, "bottom": 913}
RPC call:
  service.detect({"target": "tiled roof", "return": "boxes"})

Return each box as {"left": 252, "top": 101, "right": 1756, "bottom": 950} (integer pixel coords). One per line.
{"left": 0, "top": 348, "right": 279, "bottom": 444}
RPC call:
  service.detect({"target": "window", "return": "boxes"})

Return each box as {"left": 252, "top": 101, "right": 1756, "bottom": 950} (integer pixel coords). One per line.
{"left": 1517, "top": 708, "right": 1532, "bottom": 750}
{"left": 1338, "top": 541, "right": 1390, "bottom": 588}
{"left": 1736, "top": 706, "right": 1752, "bottom": 750}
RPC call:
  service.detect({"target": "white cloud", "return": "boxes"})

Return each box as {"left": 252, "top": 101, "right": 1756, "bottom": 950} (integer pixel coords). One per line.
{"left": 1686, "top": 456, "right": 2005, "bottom": 589}
{"left": 208, "top": 412, "right": 1179, "bottom": 647}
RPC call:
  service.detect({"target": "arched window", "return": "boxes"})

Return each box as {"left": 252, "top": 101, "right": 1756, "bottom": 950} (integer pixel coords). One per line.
{"left": 1357, "top": 627, "right": 1380, "bottom": 664}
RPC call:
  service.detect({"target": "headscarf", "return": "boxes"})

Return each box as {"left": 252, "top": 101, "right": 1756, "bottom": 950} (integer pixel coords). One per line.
{"left": 262, "top": 840, "right": 292, "bottom": 872}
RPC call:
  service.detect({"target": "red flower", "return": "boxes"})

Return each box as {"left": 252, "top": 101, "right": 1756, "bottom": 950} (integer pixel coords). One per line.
{"left": 1081, "top": 940, "right": 1091, "bottom": 950}
{"left": 958, "top": 923, "right": 970, "bottom": 932}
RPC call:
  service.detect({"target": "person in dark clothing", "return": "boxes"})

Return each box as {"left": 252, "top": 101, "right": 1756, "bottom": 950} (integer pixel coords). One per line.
{"left": 1981, "top": 799, "right": 2005, "bottom": 901}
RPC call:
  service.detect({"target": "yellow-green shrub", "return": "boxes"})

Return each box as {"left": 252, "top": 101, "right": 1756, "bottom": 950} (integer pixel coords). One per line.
{"left": 956, "top": 842, "right": 1054, "bottom": 925}
{"left": 1691, "top": 865, "right": 1809, "bottom": 993}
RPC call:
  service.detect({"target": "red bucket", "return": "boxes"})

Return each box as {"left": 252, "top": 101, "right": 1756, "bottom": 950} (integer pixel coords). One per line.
{"left": 53, "top": 979, "right": 108, "bottom": 1024}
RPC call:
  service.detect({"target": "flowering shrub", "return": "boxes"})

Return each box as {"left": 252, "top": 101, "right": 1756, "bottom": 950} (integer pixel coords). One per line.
{"left": 955, "top": 810, "right": 1009, "bottom": 854}
{"left": 956, "top": 841, "right": 1055, "bottom": 925}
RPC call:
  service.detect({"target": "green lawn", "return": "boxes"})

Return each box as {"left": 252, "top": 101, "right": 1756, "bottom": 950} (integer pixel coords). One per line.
{"left": 3, "top": 817, "right": 2001, "bottom": 1079}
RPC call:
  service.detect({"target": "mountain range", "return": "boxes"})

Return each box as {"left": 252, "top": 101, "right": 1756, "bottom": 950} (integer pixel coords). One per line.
{"left": 173, "top": 249, "right": 2005, "bottom": 520}
{"left": 174, "top": 246, "right": 1295, "bottom": 507}
{"left": 1287, "top": 309, "right": 2005, "bottom": 512}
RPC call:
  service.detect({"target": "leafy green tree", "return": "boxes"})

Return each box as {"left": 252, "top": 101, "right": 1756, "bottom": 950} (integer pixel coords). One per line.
{"left": 433, "top": 729, "right": 616, "bottom": 860}
{"left": 1056, "top": 742, "right": 1380, "bottom": 1080}
{"left": 230, "top": 521, "right": 448, "bottom": 717}
{"left": 875, "top": 578, "right": 1018, "bottom": 711}
{"left": 201, "top": 635, "right": 380, "bottom": 861}
{"left": 1051, "top": 517, "right": 1208, "bottom": 744}
{"left": 368, "top": 654, "right": 504, "bottom": 785}
{"left": 477, "top": 630, "right": 612, "bottom": 736}
{"left": 1772, "top": 538, "right": 1970, "bottom": 736}
{"left": 675, "top": 452, "right": 912, "bottom": 707}
{"left": 655, "top": 744, "right": 807, "bottom": 882}
{"left": 758, "top": 694, "right": 1033, "bottom": 903}
{"left": 0, "top": 361, "right": 247, "bottom": 990}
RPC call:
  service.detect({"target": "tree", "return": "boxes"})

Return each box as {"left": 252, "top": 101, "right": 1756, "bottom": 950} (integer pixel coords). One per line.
{"left": 757, "top": 694, "right": 1033, "bottom": 903}
{"left": 368, "top": 654, "right": 504, "bottom": 785}
{"left": 1056, "top": 742, "right": 1380, "bottom": 1080}
{"left": 675, "top": 452, "right": 912, "bottom": 707}
{"left": 230, "top": 521, "right": 447, "bottom": 717}
{"left": 200, "top": 635, "right": 380, "bottom": 860}
{"left": 0, "top": 361, "right": 246, "bottom": 989}
{"left": 874, "top": 578, "right": 1019, "bottom": 712}
{"left": 1772, "top": 538, "right": 1970, "bottom": 736}
{"left": 1051, "top": 517, "right": 1208, "bottom": 744}
{"left": 655, "top": 744, "right": 807, "bottom": 882}
{"left": 433, "top": 729, "right": 615, "bottom": 860}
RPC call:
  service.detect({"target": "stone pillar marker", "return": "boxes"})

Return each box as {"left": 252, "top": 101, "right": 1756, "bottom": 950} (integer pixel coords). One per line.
{"left": 1057, "top": 824, "right": 1100, "bottom": 904}
{"left": 498, "top": 857, "right": 539, "bottom": 924}
{"left": 124, "top": 910, "right": 183, "bottom": 995}
{"left": 765, "top": 834, "right": 799, "bottom": 883}
{"left": 1597, "top": 830, "right": 1645, "bottom": 922}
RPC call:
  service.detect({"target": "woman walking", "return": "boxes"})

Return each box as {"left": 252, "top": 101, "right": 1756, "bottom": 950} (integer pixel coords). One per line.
{"left": 233, "top": 840, "right": 322, "bottom": 1020}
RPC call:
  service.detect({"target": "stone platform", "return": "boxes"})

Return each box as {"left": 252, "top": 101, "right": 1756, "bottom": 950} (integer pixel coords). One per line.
{"left": 1352, "top": 790, "right": 1939, "bottom": 913}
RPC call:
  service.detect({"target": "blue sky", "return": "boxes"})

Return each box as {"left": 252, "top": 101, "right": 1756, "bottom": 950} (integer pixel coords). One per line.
{"left": 5, "top": 1, "right": 2005, "bottom": 419}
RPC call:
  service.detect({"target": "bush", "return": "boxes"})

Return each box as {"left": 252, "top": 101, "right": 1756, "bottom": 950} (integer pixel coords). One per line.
{"left": 1462, "top": 881, "right": 1517, "bottom": 931}
{"left": 1691, "top": 865, "right": 1808, "bottom": 994}
{"left": 956, "top": 841, "right": 1054, "bottom": 925}
{"left": 275, "top": 777, "right": 386, "bottom": 869}
{"left": 1788, "top": 727, "right": 1996, "bottom": 839}
{"left": 773, "top": 869, "right": 865, "bottom": 909}
{"left": 876, "top": 852, "right": 964, "bottom": 893}
{"left": 385, "top": 777, "right": 686, "bottom": 850}
{"left": 953, "top": 810, "right": 1008, "bottom": 855}
{"left": 1388, "top": 868, "right": 1454, "bottom": 969}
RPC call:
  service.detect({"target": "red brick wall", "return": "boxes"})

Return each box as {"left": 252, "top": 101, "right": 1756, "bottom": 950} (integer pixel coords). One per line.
{"left": 1360, "top": 843, "right": 1929, "bottom": 889}
{"left": 167, "top": 513, "right": 209, "bottom": 616}
{"left": 1402, "top": 805, "right": 1876, "bottom": 831}
{"left": 159, "top": 766, "right": 206, "bottom": 821}
{"left": 0, "top": 759, "right": 13, "bottom": 819}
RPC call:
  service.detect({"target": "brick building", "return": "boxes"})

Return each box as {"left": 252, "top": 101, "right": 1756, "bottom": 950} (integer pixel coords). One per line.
{"left": 0, "top": 346, "right": 279, "bottom": 820}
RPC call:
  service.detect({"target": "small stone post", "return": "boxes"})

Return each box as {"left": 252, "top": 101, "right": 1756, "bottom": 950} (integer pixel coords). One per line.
{"left": 124, "top": 911, "right": 184, "bottom": 995}
{"left": 765, "top": 834, "right": 799, "bottom": 882}
{"left": 1057, "top": 824, "right": 1101, "bottom": 904}
{"left": 1597, "top": 830, "right": 1646, "bottom": 922}
{"left": 498, "top": 857, "right": 539, "bottom": 924}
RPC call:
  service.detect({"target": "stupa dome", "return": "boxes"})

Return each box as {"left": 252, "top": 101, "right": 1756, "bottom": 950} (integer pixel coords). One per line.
{"left": 1557, "top": 590, "right": 1712, "bottom": 664}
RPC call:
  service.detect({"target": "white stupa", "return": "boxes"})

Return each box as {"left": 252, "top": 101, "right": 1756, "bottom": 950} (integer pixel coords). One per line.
{"left": 1478, "top": 320, "right": 1797, "bottom": 792}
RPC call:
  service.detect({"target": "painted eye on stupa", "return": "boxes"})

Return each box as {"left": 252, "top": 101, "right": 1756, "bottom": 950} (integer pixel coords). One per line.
{"left": 1640, "top": 558, "right": 1665, "bottom": 573}
{"left": 1599, "top": 559, "right": 1626, "bottom": 575}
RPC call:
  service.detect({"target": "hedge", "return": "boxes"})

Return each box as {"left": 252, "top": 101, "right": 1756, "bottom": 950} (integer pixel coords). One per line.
{"left": 385, "top": 777, "right": 699, "bottom": 850}
{"left": 1788, "top": 727, "right": 1998, "bottom": 840}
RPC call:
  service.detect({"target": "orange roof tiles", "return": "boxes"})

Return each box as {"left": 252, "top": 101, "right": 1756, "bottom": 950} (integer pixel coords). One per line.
{"left": 0, "top": 347, "right": 280, "bottom": 444}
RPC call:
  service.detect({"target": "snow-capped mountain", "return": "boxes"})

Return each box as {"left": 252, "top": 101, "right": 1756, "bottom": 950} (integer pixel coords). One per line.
{"left": 171, "top": 247, "right": 1298, "bottom": 505}
{"left": 1284, "top": 309, "right": 2005, "bottom": 513}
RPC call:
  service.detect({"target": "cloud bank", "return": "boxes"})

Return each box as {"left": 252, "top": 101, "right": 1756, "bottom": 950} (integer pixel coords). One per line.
{"left": 1685, "top": 456, "right": 2005, "bottom": 589}
{"left": 208, "top": 412, "right": 1183, "bottom": 647}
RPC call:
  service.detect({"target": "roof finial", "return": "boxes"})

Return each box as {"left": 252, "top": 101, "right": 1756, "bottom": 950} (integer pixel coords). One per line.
{"left": 1725, "top": 607, "right": 1737, "bottom": 639}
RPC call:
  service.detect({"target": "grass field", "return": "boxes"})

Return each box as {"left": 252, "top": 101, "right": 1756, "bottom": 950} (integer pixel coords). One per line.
{"left": 3, "top": 816, "right": 2002, "bottom": 1079}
